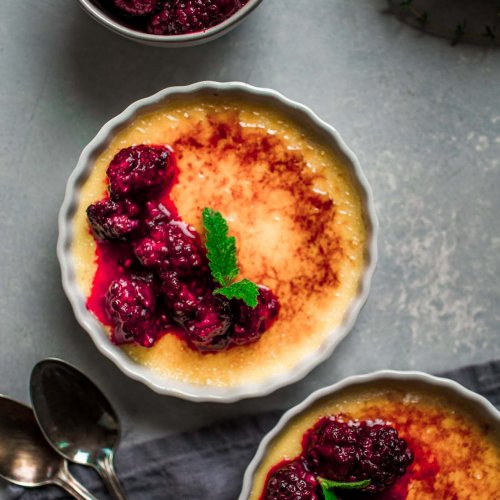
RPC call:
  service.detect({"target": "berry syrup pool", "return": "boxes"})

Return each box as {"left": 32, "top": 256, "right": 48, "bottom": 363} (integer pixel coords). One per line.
{"left": 71, "top": 97, "right": 366, "bottom": 387}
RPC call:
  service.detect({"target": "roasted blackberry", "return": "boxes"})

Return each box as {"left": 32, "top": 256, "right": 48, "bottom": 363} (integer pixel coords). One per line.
{"left": 264, "top": 460, "right": 319, "bottom": 500}
{"left": 86, "top": 198, "right": 140, "bottom": 240}
{"left": 133, "top": 219, "right": 203, "bottom": 275}
{"left": 147, "top": 0, "right": 247, "bottom": 35}
{"left": 304, "top": 416, "right": 413, "bottom": 493}
{"left": 231, "top": 286, "right": 280, "bottom": 345}
{"left": 160, "top": 271, "right": 204, "bottom": 323}
{"left": 107, "top": 145, "right": 173, "bottom": 200}
{"left": 106, "top": 274, "right": 165, "bottom": 347}
{"left": 182, "top": 294, "right": 232, "bottom": 351}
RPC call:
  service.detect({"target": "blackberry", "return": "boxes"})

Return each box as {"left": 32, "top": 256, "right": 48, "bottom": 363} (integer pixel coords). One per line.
{"left": 182, "top": 294, "right": 232, "bottom": 351}
{"left": 107, "top": 145, "right": 173, "bottom": 200}
{"left": 264, "top": 460, "right": 319, "bottom": 500}
{"left": 147, "top": 0, "right": 247, "bottom": 35}
{"left": 133, "top": 218, "right": 203, "bottom": 275}
{"left": 86, "top": 198, "right": 140, "bottom": 240}
{"left": 106, "top": 274, "right": 166, "bottom": 347}
{"left": 304, "top": 416, "right": 413, "bottom": 493}
{"left": 231, "top": 286, "right": 280, "bottom": 345}
{"left": 160, "top": 271, "right": 205, "bottom": 323}
{"left": 161, "top": 272, "right": 232, "bottom": 351}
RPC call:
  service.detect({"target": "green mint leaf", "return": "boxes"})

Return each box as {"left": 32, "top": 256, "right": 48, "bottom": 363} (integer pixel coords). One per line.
{"left": 202, "top": 208, "right": 260, "bottom": 308}
{"left": 319, "top": 477, "right": 371, "bottom": 500}
{"left": 214, "top": 279, "right": 259, "bottom": 308}
{"left": 202, "top": 208, "right": 239, "bottom": 287}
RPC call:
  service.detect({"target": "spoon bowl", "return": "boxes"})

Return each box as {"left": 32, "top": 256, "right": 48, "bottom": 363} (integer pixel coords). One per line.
{"left": 30, "top": 359, "right": 126, "bottom": 500}
{"left": 0, "top": 395, "right": 95, "bottom": 499}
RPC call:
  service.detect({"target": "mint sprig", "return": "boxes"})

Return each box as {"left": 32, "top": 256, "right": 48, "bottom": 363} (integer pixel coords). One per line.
{"left": 318, "top": 477, "right": 371, "bottom": 500}
{"left": 202, "top": 208, "right": 259, "bottom": 308}
{"left": 213, "top": 279, "right": 259, "bottom": 304}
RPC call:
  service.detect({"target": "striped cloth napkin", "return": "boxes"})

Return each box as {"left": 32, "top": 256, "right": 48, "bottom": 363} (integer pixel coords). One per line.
{"left": 8, "top": 360, "right": 500, "bottom": 500}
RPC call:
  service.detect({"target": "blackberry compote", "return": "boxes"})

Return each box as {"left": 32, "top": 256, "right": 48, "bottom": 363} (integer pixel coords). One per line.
{"left": 261, "top": 416, "right": 413, "bottom": 499}
{"left": 101, "top": 0, "right": 250, "bottom": 36}
{"left": 264, "top": 461, "right": 319, "bottom": 500}
{"left": 304, "top": 416, "right": 413, "bottom": 493}
{"left": 86, "top": 144, "right": 280, "bottom": 353}
{"left": 106, "top": 145, "right": 174, "bottom": 200}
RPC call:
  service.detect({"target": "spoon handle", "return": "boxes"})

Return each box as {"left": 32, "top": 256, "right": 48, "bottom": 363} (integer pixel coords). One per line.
{"left": 53, "top": 463, "right": 97, "bottom": 500}
{"left": 96, "top": 453, "right": 127, "bottom": 500}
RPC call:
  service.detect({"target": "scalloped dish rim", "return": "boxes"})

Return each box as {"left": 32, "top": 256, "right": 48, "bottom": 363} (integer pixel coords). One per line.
{"left": 57, "top": 81, "right": 379, "bottom": 402}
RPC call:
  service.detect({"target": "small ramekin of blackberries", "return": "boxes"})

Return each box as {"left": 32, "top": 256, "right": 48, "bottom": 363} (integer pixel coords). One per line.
{"left": 78, "top": 0, "right": 264, "bottom": 46}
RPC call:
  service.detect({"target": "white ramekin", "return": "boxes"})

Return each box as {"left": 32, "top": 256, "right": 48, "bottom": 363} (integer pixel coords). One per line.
{"left": 238, "top": 370, "right": 500, "bottom": 499}
{"left": 57, "top": 81, "right": 378, "bottom": 402}
{"left": 77, "top": 0, "right": 264, "bottom": 47}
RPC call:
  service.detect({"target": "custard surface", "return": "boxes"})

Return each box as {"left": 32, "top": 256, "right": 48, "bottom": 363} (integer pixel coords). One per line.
{"left": 72, "top": 97, "right": 366, "bottom": 387}
{"left": 251, "top": 381, "right": 500, "bottom": 499}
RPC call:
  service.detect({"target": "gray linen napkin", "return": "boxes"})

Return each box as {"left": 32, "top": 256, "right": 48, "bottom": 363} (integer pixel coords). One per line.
{"left": 8, "top": 360, "right": 500, "bottom": 500}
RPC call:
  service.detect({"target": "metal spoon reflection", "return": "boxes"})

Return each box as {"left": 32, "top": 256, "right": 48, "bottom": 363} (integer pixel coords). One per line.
{"left": 30, "top": 359, "right": 127, "bottom": 500}
{"left": 0, "top": 395, "right": 95, "bottom": 499}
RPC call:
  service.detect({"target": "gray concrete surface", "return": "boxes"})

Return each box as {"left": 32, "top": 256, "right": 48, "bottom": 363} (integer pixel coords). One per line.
{"left": 0, "top": 0, "right": 499, "bottom": 495}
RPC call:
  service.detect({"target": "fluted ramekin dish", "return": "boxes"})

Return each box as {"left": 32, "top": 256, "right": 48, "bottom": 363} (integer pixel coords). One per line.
{"left": 239, "top": 370, "right": 500, "bottom": 499}
{"left": 57, "top": 81, "right": 378, "bottom": 402}
{"left": 77, "top": 0, "right": 263, "bottom": 47}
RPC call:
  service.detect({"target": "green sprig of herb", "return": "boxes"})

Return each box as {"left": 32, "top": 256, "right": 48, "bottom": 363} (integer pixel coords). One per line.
{"left": 393, "top": 1, "right": 498, "bottom": 45}
{"left": 318, "top": 477, "right": 371, "bottom": 500}
{"left": 399, "top": 0, "right": 429, "bottom": 26}
{"left": 202, "top": 208, "right": 259, "bottom": 308}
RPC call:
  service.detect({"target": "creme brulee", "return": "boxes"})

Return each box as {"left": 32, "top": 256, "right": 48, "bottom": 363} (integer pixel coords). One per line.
{"left": 250, "top": 381, "right": 500, "bottom": 499}
{"left": 72, "top": 97, "right": 367, "bottom": 387}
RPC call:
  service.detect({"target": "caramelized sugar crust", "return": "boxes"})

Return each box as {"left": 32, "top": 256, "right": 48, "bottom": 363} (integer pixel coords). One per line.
{"left": 172, "top": 110, "right": 341, "bottom": 318}
{"left": 251, "top": 382, "right": 500, "bottom": 499}
{"left": 72, "top": 98, "right": 366, "bottom": 386}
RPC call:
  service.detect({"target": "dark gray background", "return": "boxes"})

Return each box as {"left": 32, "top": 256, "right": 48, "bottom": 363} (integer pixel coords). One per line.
{"left": 0, "top": 0, "right": 499, "bottom": 495}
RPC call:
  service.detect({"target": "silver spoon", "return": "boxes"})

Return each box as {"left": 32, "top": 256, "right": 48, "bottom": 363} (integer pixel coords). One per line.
{"left": 30, "top": 358, "right": 127, "bottom": 500}
{"left": 0, "top": 395, "right": 95, "bottom": 500}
